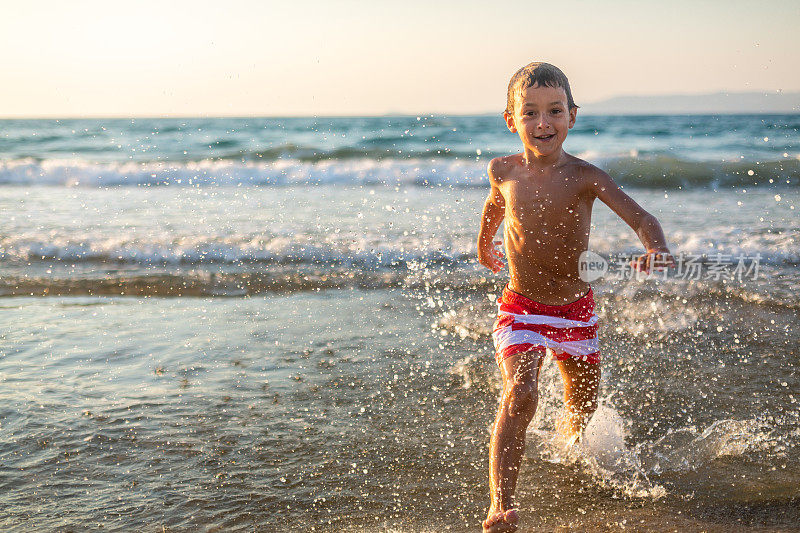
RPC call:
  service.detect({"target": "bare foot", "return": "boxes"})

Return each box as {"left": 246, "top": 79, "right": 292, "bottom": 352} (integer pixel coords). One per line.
{"left": 482, "top": 508, "right": 518, "bottom": 532}
{"left": 566, "top": 432, "right": 582, "bottom": 447}
{"left": 556, "top": 412, "right": 584, "bottom": 447}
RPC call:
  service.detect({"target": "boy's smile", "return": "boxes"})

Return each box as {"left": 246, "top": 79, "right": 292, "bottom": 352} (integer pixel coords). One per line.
{"left": 504, "top": 83, "right": 577, "bottom": 164}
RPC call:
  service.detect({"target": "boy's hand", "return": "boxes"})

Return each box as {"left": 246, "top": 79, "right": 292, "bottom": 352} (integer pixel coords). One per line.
{"left": 630, "top": 248, "right": 676, "bottom": 274}
{"left": 478, "top": 240, "right": 505, "bottom": 273}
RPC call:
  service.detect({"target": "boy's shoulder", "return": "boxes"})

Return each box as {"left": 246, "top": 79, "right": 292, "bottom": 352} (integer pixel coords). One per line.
{"left": 563, "top": 155, "right": 617, "bottom": 197}
{"left": 564, "top": 154, "right": 611, "bottom": 181}
{"left": 486, "top": 155, "right": 518, "bottom": 184}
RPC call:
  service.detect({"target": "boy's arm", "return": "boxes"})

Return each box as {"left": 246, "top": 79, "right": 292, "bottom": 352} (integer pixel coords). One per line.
{"left": 477, "top": 160, "right": 506, "bottom": 273}
{"left": 588, "top": 167, "right": 675, "bottom": 272}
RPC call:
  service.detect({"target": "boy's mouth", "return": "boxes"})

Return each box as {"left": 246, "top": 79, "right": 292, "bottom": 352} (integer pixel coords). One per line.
{"left": 534, "top": 134, "right": 555, "bottom": 142}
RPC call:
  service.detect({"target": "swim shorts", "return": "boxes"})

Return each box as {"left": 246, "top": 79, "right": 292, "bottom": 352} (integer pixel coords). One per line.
{"left": 492, "top": 284, "right": 600, "bottom": 366}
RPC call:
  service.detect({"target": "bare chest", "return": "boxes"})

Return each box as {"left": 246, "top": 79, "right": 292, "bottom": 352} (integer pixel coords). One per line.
{"left": 503, "top": 178, "right": 587, "bottom": 227}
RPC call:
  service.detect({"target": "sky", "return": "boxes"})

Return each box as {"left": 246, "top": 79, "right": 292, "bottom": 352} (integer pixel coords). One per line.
{"left": 1, "top": 0, "right": 798, "bottom": 118}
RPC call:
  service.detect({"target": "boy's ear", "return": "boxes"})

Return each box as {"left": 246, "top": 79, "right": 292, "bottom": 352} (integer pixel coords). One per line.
{"left": 503, "top": 111, "right": 517, "bottom": 133}
{"left": 568, "top": 106, "right": 577, "bottom": 129}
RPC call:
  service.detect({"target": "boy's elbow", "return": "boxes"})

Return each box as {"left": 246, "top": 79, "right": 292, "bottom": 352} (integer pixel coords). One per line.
{"left": 643, "top": 213, "right": 662, "bottom": 228}
{"left": 634, "top": 212, "right": 657, "bottom": 230}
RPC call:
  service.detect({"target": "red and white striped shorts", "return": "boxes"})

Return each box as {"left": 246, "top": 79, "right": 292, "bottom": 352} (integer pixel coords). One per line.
{"left": 492, "top": 284, "right": 600, "bottom": 367}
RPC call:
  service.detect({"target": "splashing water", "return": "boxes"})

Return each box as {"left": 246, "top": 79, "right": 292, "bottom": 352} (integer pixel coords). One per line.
{"left": 526, "top": 356, "right": 788, "bottom": 501}
{"left": 532, "top": 394, "right": 668, "bottom": 499}
{"left": 640, "top": 418, "right": 780, "bottom": 474}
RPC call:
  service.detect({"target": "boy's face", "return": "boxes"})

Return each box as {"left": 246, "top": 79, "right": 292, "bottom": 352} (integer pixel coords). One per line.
{"left": 503, "top": 83, "right": 577, "bottom": 159}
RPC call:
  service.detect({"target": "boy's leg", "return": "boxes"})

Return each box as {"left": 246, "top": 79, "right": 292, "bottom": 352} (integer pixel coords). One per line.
{"left": 484, "top": 350, "right": 544, "bottom": 532}
{"left": 555, "top": 357, "right": 600, "bottom": 440}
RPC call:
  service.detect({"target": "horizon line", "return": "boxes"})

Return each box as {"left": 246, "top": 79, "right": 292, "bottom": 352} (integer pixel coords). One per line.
{"left": 3, "top": 90, "right": 799, "bottom": 120}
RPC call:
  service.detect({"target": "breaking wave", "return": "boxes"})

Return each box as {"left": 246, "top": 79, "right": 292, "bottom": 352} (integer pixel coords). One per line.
{"left": 1, "top": 155, "right": 798, "bottom": 189}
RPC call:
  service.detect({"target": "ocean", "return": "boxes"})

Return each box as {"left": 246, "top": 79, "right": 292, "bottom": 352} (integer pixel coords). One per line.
{"left": 1, "top": 114, "right": 798, "bottom": 531}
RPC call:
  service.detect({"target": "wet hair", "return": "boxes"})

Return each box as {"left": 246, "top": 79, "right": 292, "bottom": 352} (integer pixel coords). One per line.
{"left": 505, "top": 62, "right": 578, "bottom": 114}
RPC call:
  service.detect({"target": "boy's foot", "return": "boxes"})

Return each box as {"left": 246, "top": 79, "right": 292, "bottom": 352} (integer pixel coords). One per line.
{"left": 482, "top": 508, "right": 519, "bottom": 532}
{"left": 556, "top": 412, "right": 585, "bottom": 448}
{"left": 565, "top": 431, "right": 582, "bottom": 448}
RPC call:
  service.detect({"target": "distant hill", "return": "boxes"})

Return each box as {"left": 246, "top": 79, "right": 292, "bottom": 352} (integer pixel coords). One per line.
{"left": 579, "top": 91, "right": 800, "bottom": 115}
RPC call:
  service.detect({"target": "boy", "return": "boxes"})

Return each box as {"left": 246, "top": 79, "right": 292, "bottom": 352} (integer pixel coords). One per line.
{"left": 476, "top": 62, "right": 674, "bottom": 533}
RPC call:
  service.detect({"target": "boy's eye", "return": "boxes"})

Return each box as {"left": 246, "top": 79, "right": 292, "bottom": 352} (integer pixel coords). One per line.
{"left": 551, "top": 109, "right": 562, "bottom": 114}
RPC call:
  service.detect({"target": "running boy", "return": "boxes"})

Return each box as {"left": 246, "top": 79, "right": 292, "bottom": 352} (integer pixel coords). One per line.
{"left": 477, "top": 62, "right": 675, "bottom": 533}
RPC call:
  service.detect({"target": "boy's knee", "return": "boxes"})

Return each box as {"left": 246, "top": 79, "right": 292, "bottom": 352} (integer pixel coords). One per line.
{"left": 504, "top": 381, "right": 537, "bottom": 417}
